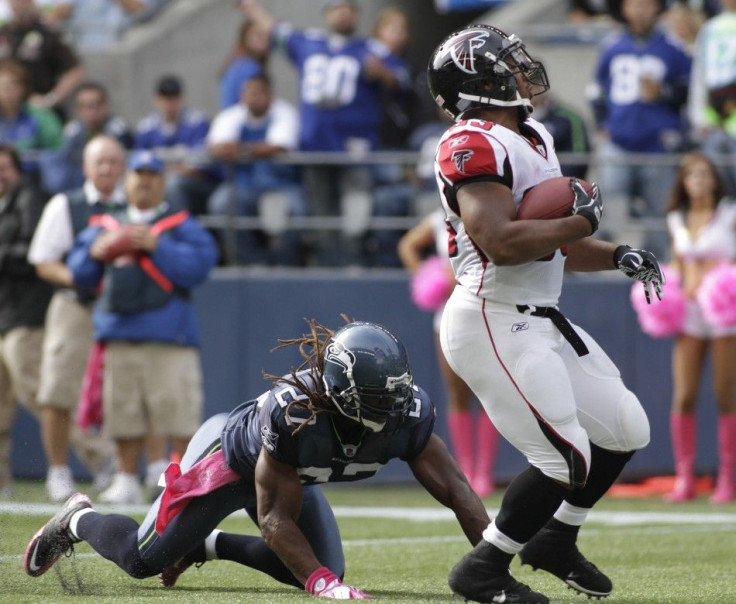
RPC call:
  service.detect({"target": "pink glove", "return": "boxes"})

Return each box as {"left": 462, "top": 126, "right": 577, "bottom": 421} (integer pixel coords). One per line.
{"left": 305, "top": 567, "right": 374, "bottom": 599}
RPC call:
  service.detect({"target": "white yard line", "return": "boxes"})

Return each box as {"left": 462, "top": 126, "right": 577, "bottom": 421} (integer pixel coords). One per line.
{"left": 3, "top": 501, "right": 736, "bottom": 525}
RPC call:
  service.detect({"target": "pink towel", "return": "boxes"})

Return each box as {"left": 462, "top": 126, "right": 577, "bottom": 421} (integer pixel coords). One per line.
{"left": 155, "top": 449, "right": 241, "bottom": 534}
{"left": 77, "top": 342, "right": 105, "bottom": 430}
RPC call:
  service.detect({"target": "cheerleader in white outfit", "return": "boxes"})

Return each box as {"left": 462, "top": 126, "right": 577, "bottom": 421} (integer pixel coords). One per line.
{"left": 665, "top": 152, "right": 736, "bottom": 503}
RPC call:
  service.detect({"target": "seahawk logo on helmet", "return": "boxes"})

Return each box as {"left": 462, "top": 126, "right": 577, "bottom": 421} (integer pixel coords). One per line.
{"left": 325, "top": 341, "right": 356, "bottom": 376}
{"left": 322, "top": 322, "right": 414, "bottom": 432}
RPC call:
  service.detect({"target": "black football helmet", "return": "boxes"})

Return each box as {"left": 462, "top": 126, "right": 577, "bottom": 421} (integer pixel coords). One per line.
{"left": 322, "top": 322, "right": 414, "bottom": 432}
{"left": 427, "top": 24, "right": 549, "bottom": 120}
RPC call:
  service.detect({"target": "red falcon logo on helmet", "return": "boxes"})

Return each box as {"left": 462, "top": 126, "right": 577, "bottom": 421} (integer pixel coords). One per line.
{"left": 452, "top": 149, "right": 474, "bottom": 173}
{"left": 449, "top": 30, "right": 490, "bottom": 74}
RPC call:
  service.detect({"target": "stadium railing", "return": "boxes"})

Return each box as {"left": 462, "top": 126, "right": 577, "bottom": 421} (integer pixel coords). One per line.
{"left": 23, "top": 147, "right": 732, "bottom": 266}
{"left": 194, "top": 149, "right": 717, "bottom": 266}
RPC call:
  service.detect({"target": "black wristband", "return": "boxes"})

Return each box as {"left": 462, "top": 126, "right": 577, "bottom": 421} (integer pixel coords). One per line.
{"left": 612, "top": 245, "right": 631, "bottom": 269}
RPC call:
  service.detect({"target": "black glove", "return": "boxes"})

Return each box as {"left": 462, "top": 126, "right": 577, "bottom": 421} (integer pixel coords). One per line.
{"left": 571, "top": 178, "right": 603, "bottom": 234}
{"left": 614, "top": 245, "right": 665, "bottom": 304}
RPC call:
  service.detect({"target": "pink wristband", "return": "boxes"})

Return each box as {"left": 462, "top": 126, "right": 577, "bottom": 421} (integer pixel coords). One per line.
{"left": 305, "top": 566, "right": 337, "bottom": 594}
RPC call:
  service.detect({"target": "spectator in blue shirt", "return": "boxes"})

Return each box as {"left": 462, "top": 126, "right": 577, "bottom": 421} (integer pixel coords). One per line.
{"left": 66, "top": 151, "right": 218, "bottom": 504}
{"left": 218, "top": 19, "right": 269, "bottom": 110}
{"left": 134, "top": 75, "right": 217, "bottom": 216}
{"left": 588, "top": 0, "right": 692, "bottom": 258}
{"left": 241, "top": 0, "right": 407, "bottom": 266}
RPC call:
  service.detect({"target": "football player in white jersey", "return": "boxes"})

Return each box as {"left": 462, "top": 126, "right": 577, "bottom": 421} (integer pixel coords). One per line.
{"left": 427, "top": 24, "right": 665, "bottom": 604}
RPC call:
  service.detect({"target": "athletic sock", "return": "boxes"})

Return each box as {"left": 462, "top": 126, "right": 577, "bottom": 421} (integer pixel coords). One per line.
{"left": 493, "top": 465, "right": 568, "bottom": 544}
{"left": 204, "top": 529, "right": 221, "bottom": 560}
{"left": 565, "top": 443, "right": 635, "bottom": 508}
{"left": 76, "top": 512, "right": 155, "bottom": 578}
{"left": 68, "top": 508, "right": 94, "bottom": 541}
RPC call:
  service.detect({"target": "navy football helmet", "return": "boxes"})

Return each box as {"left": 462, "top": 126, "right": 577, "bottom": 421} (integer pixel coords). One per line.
{"left": 322, "top": 322, "right": 414, "bottom": 432}
{"left": 427, "top": 24, "right": 549, "bottom": 120}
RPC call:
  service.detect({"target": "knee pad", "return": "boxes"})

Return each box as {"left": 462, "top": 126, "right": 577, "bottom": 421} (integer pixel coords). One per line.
{"left": 617, "top": 391, "right": 650, "bottom": 451}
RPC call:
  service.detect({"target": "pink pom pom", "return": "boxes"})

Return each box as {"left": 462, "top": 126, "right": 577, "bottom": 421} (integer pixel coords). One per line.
{"left": 696, "top": 263, "right": 736, "bottom": 328}
{"left": 630, "top": 266, "right": 686, "bottom": 338}
{"left": 411, "top": 255, "right": 454, "bottom": 312}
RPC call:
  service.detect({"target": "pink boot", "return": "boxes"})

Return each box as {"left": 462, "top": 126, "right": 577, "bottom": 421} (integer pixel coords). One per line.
{"left": 711, "top": 415, "right": 736, "bottom": 504}
{"left": 447, "top": 411, "right": 474, "bottom": 482}
{"left": 665, "top": 413, "right": 697, "bottom": 503}
{"left": 472, "top": 412, "right": 499, "bottom": 498}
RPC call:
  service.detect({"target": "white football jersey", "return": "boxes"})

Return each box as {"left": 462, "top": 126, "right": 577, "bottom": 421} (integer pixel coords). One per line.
{"left": 434, "top": 116, "right": 565, "bottom": 306}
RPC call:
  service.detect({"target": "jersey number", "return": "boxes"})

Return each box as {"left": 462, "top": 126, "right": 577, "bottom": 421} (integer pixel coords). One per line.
{"left": 274, "top": 385, "right": 315, "bottom": 426}
{"left": 302, "top": 54, "right": 361, "bottom": 106}
{"left": 299, "top": 462, "right": 383, "bottom": 483}
{"left": 609, "top": 54, "right": 666, "bottom": 105}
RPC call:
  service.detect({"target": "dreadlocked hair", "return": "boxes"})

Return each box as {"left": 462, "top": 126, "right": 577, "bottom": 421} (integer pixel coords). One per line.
{"left": 263, "top": 316, "right": 351, "bottom": 435}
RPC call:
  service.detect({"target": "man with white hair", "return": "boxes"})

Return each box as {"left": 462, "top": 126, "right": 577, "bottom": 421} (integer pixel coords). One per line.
{"left": 28, "top": 135, "right": 125, "bottom": 501}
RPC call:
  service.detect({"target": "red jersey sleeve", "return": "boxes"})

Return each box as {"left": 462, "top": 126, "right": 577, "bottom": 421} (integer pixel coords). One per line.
{"left": 437, "top": 122, "right": 508, "bottom": 185}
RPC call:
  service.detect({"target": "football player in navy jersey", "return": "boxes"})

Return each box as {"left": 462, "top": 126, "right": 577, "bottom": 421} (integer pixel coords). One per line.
{"left": 427, "top": 24, "right": 665, "bottom": 604}
{"left": 24, "top": 320, "right": 490, "bottom": 599}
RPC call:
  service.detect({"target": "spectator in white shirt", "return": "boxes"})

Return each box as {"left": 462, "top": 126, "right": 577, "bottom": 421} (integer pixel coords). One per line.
{"left": 207, "top": 74, "right": 305, "bottom": 266}
{"left": 27, "top": 135, "right": 124, "bottom": 502}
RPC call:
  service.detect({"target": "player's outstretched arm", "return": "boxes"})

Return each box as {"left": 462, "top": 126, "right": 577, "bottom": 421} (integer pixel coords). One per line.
{"left": 255, "top": 449, "right": 320, "bottom": 584}
{"left": 566, "top": 240, "right": 664, "bottom": 303}
{"left": 255, "top": 449, "right": 373, "bottom": 599}
{"left": 408, "top": 434, "right": 489, "bottom": 546}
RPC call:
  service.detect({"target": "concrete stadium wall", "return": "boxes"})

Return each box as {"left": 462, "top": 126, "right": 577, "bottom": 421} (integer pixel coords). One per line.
{"left": 11, "top": 270, "right": 721, "bottom": 486}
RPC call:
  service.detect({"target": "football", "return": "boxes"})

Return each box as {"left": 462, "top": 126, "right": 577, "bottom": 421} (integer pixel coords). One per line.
{"left": 517, "top": 176, "right": 594, "bottom": 220}
{"left": 98, "top": 225, "right": 139, "bottom": 263}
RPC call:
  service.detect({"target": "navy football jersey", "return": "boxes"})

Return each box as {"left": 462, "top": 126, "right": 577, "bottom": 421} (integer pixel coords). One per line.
{"left": 221, "top": 370, "right": 436, "bottom": 484}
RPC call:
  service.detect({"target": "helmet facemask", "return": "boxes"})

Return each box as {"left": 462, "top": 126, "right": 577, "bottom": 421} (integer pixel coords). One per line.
{"left": 457, "top": 35, "right": 548, "bottom": 118}
{"left": 324, "top": 368, "right": 414, "bottom": 432}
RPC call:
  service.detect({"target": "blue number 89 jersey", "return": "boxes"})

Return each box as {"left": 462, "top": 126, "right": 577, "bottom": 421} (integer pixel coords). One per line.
{"left": 221, "top": 370, "right": 436, "bottom": 484}
{"left": 273, "top": 23, "right": 407, "bottom": 152}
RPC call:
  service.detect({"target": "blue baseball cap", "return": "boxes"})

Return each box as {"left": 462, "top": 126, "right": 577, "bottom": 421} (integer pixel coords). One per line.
{"left": 128, "top": 151, "right": 164, "bottom": 174}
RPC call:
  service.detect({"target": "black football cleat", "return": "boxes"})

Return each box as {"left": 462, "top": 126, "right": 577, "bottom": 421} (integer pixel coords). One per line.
{"left": 24, "top": 492, "right": 92, "bottom": 577}
{"left": 449, "top": 540, "right": 549, "bottom": 603}
{"left": 519, "top": 526, "right": 612, "bottom": 599}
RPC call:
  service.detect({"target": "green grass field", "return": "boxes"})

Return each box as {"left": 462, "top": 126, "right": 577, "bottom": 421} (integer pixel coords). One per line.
{"left": 1, "top": 481, "right": 735, "bottom": 603}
